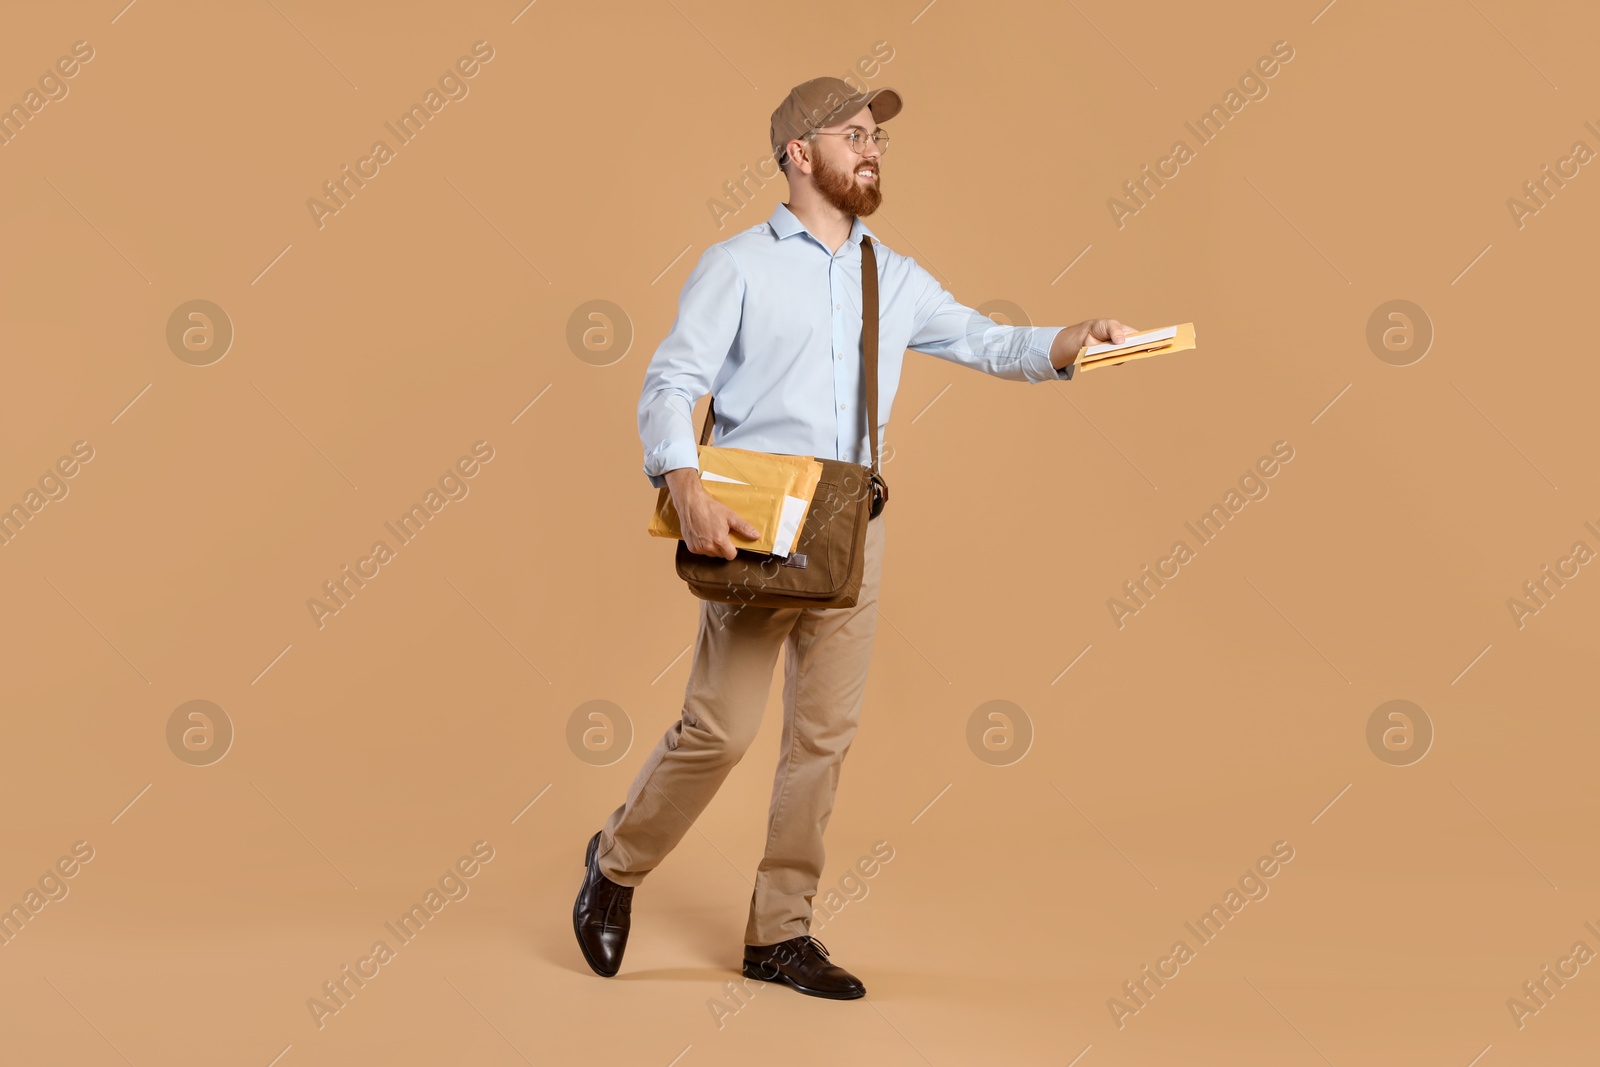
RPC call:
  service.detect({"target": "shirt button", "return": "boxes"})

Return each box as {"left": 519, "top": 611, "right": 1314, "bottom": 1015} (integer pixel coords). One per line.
{"left": 840, "top": 403, "right": 846, "bottom": 410}
{"left": 835, "top": 304, "right": 841, "bottom": 310}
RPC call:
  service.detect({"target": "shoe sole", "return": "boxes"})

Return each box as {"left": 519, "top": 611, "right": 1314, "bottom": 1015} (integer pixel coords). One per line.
{"left": 574, "top": 832, "right": 621, "bottom": 978}
{"left": 742, "top": 960, "right": 865, "bottom": 1000}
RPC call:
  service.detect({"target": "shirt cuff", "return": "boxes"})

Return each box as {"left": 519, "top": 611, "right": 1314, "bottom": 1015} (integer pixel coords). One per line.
{"left": 643, "top": 438, "right": 702, "bottom": 489}
{"left": 1020, "top": 326, "right": 1076, "bottom": 383}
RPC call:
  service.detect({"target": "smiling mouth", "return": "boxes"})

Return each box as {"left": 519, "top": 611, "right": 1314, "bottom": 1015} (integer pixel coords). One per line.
{"left": 856, "top": 167, "right": 877, "bottom": 181}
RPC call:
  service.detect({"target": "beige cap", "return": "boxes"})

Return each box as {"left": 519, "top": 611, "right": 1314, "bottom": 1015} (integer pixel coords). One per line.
{"left": 770, "top": 76, "right": 902, "bottom": 166}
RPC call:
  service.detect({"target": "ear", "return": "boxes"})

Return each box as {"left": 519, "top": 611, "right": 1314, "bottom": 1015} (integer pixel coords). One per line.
{"left": 786, "top": 136, "right": 814, "bottom": 174}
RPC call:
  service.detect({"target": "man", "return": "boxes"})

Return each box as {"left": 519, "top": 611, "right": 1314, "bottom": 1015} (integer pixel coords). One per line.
{"left": 575, "top": 76, "right": 1135, "bottom": 999}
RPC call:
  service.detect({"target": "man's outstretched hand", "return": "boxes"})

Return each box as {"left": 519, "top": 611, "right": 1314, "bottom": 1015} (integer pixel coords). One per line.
{"left": 664, "top": 467, "right": 761, "bottom": 559}
{"left": 1050, "top": 319, "right": 1140, "bottom": 373}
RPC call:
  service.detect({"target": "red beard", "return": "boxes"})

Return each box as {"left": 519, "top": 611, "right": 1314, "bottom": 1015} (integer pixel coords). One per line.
{"left": 812, "top": 147, "right": 882, "bottom": 217}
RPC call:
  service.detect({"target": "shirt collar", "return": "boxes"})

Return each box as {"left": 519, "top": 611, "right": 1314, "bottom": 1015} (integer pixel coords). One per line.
{"left": 769, "top": 201, "right": 879, "bottom": 252}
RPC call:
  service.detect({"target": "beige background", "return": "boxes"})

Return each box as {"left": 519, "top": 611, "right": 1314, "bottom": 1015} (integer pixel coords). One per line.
{"left": 2, "top": 0, "right": 1597, "bottom": 1064}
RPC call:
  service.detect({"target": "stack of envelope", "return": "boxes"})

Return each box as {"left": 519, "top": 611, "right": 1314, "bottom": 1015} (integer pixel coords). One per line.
{"left": 647, "top": 445, "right": 824, "bottom": 557}
{"left": 1076, "top": 322, "right": 1197, "bottom": 371}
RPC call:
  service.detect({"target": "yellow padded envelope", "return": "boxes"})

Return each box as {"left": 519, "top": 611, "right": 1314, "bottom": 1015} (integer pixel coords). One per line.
{"left": 646, "top": 445, "right": 824, "bottom": 555}
{"left": 698, "top": 446, "right": 814, "bottom": 493}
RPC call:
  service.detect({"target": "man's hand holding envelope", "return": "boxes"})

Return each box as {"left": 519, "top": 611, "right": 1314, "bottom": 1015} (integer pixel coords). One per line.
{"left": 661, "top": 467, "right": 761, "bottom": 560}
{"left": 1049, "top": 318, "right": 1199, "bottom": 372}
{"left": 650, "top": 446, "right": 823, "bottom": 560}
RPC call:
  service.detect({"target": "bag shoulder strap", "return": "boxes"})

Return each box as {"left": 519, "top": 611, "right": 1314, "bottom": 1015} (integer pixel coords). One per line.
{"left": 861, "top": 234, "right": 879, "bottom": 476}
{"left": 699, "top": 233, "right": 881, "bottom": 478}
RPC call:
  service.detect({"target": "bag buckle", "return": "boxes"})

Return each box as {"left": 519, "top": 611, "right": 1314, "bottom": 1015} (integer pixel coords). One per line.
{"left": 868, "top": 469, "right": 888, "bottom": 519}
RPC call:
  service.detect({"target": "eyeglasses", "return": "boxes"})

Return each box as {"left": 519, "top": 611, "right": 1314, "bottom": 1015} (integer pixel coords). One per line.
{"left": 805, "top": 127, "right": 890, "bottom": 155}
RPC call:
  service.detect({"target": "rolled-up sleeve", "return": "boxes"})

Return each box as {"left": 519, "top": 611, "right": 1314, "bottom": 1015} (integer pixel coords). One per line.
{"left": 638, "top": 245, "right": 745, "bottom": 488}
{"left": 905, "top": 262, "right": 1074, "bottom": 384}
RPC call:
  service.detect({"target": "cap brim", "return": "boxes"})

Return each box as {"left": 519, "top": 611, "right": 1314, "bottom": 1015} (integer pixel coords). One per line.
{"left": 819, "top": 86, "right": 902, "bottom": 128}
{"left": 865, "top": 87, "right": 902, "bottom": 124}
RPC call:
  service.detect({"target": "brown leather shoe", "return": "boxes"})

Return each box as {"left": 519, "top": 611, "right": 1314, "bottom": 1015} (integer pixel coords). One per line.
{"left": 573, "top": 831, "right": 633, "bottom": 977}
{"left": 743, "top": 935, "right": 865, "bottom": 999}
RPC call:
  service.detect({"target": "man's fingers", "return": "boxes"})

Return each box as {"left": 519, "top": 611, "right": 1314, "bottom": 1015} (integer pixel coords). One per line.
{"left": 690, "top": 535, "right": 736, "bottom": 559}
{"left": 684, "top": 502, "right": 759, "bottom": 558}
{"left": 727, "top": 510, "right": 760, "bottom": 540}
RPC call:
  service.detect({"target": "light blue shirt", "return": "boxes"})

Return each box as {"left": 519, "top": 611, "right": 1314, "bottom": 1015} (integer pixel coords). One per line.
{"left": 638, "top": 201, "right": 1076, "bottom": 488}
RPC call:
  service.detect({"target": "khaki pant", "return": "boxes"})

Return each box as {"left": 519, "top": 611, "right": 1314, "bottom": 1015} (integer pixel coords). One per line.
{"left": 598, "top": 510, "right": 887, "bottom": 947}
